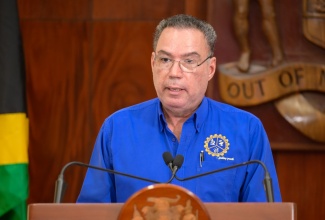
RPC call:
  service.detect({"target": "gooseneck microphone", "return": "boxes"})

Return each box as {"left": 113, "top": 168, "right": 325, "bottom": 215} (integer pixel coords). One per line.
{"left": 54, "top": 154, "right": 185, "bottom": 203}
{"left": 164, "top": 154, "right": 184, "bottom": 183}
{"left": 54, "top": 161, "right": 161, "bottom": 203}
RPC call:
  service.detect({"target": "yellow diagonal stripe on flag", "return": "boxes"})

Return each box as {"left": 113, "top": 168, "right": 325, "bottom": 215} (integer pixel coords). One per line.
{"left": 0, "top": 113, "right": 28, "bottom": 165}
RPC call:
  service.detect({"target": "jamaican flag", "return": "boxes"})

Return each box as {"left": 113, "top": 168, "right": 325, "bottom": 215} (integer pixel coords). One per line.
{"left": 0, "top": 0, "right": 29, "bottom": 220}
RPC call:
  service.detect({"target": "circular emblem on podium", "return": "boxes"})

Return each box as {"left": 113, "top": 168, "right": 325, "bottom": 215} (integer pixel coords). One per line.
{"left": 118, "top": 184, "right": 210, "bottom": 220}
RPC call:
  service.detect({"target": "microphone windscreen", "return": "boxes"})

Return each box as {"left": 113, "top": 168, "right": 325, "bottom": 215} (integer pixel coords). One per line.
{"left": 162, "top": 152, "right": 173, "bottom": 165}
{"left": 173, "top": 155, "right": 184, "bottom": 168}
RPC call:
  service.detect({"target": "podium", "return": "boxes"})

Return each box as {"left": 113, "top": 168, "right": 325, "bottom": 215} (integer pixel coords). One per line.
{"left": 29, "top": 184, "right": 296, "bottom": 219}
{"left": 28, "top": 203, "right": 296, "bottom": 220}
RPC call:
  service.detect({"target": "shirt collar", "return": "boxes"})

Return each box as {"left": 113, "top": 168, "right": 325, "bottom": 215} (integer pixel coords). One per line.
{"left": 194, "top": 97, "right": 208, "bottom": 132}
{"left": 158, "top": 102, "right": 166, "bottom": 132}
{"left": 157, "top": 97, "right": 208, "bottom": 133}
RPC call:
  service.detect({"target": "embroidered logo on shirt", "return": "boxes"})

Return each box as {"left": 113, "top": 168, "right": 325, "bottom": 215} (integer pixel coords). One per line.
{"left": 204, "top": 134, "right": 230, "bottom": 157}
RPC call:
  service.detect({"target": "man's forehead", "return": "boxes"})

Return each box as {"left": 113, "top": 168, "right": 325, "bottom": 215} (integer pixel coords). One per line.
{"left": 156, "top": 50, "right": 200, "bottom": 58}
{"left": 159, "top": 27, "right": 204, "bottom": 38}
{"left": 156, "top": 28, "right": 209, "bottom": 56}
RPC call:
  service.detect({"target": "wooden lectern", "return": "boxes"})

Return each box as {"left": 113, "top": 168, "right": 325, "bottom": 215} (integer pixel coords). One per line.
{"left": 28, "top": 184, "right": 296, "bottom": 220}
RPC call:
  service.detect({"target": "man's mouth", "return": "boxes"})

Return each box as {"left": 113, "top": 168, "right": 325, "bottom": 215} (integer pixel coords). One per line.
{"left": 168, "top": 88, "right": 182, "bottom": 91}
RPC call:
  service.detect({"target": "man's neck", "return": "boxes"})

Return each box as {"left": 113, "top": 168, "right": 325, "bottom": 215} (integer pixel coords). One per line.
{"left": 163, "top": 107, "right": 194, "bottom": 141}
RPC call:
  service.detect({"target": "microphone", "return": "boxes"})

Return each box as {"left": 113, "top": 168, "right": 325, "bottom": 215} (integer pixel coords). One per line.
{"left": 54, "top": 161, "right": 162, "bottom": 203}
{"left": 173, "top": 160, "right": 274, "bottom": 202}
{"left": 162, "top": 152, "right": 173, "bottom": 170}
{"left": 162, "top": 152, "right": 184, "bottom": 173}
{"left": 171, "top": 154, "right": 184, "bottom": 174}
{"left": 162, "top": 153, "right": 184, "bottom": 183}
{"left": 162, "top": 153, "right": 274, "bottom": 203}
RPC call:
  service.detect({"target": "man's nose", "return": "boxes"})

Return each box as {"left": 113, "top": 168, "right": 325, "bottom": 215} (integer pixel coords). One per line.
{"left": 169, "top": 60, "right": 183, "bottom": 77}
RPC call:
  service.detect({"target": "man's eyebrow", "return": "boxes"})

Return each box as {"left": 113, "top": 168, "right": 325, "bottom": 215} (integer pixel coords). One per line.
{"left": 156, "top": 50, "right": 200, "bottom": 58}
{"left": 156, "top": 50, "right": 172, "bottom": 57}
{"left": 182, "top": 52, "right": 200, "bottom": 58}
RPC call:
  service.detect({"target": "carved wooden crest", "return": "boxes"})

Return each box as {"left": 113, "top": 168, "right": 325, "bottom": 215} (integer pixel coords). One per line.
{"left": 218, "top": 61, "right": 325, "bottom": 143}
{"left": 118, "top": 184, "right": 210, "bottom": 220}
{"left": 217, "top": 0, "right": 325, "bottom": 143}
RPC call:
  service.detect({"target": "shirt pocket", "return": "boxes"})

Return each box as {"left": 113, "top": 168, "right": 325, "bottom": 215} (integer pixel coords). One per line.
{"left": 194, "top": 159, "right": 238, "bottom": 202}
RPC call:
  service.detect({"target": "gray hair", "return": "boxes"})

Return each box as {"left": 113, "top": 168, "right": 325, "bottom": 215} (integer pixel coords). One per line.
{"left": 153, "top": 14, "right": 217, "bottom": 55}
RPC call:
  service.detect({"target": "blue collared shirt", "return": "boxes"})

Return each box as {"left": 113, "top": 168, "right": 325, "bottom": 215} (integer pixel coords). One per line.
{"left": 77, "top": 97, "right": 281, "bottom": 203}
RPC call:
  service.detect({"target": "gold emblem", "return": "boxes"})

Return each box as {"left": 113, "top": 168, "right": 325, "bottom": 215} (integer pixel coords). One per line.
{"left": 204, "top": 134, "right": 230, "bottom": 157}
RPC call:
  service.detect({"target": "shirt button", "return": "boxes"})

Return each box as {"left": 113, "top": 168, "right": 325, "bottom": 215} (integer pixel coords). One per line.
{"left": 172, "top": 138, "right": 176, "bottom": 142}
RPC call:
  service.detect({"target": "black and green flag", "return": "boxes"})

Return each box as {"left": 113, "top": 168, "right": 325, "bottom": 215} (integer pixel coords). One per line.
{"left": 0, "top": 0, "right": 29, "bottom": 219}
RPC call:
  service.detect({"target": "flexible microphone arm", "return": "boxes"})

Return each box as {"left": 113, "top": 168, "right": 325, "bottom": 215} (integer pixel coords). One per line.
{"left": 174, "top": 160, "right": 274, "bottom": 202}
{"left": 53, "top": 161, "right": 161, "bottom": 203}
{"left": 164, "top": 154, "right": 184, "bottom": 183}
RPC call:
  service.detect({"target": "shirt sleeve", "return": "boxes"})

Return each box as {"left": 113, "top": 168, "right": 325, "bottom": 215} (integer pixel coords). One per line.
{"left": 239, "top": 117, "right": 282, "bottom": 202}
{"left": 77, "top": 119, "right": 116, "bottom": 203}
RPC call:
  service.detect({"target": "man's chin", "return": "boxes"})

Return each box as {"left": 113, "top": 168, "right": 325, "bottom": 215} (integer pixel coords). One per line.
{"left": 162, "top": 101, "right": 188, "bottom": 114}
{"left": 162, "top": 97, "right": 185, "bottom": 107}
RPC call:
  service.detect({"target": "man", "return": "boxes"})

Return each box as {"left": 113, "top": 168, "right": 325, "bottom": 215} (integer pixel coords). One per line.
{"left": 77, "top": 14, "right": 281, "bottom": 203}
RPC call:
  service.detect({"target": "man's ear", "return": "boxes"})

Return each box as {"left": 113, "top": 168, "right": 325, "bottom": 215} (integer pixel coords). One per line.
{"left": 208, "top": 57, "right": 217, "bottom": 80}
{"left": 151, "top": 52, "right": 156, "bottom": 70}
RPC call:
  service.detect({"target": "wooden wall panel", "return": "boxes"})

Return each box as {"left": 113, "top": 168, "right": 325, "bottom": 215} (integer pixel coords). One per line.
{"left": 21, "top": 21, "right": 92, "bottom": 203}
{"left": 185, "top": 0, "right": 207, "bottom": 20}
{"left": 93, "top": 0, "right": 185, "bottom": 19}
{"left": 275, "top": 151, "right": 325, "bottom": 220}
{"left": 18, "top": 0, "right": 91, "bottom": 19}
{"left": 91, "top": 21, "right": 157, "bottom": 132}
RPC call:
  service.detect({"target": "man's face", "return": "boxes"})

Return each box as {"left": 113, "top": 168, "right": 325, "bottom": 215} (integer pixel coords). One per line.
{"left": 151, "top": 27, "right": 216, "bottom": 115}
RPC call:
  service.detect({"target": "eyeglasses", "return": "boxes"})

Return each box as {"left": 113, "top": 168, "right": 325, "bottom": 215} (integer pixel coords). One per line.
{"left": 154, "top": 53, "right": 212, "bottom": 73}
